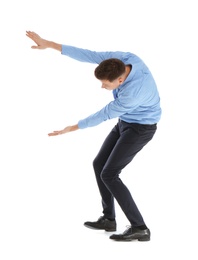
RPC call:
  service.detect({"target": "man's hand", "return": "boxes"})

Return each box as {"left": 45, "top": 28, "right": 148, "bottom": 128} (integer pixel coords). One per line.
{"left": 26, "top": 31, "right": 62, "bottom": 51}
{"left": 48, "top": 125, "right": 79, "bottom": 136}
{"left": 26, "top": 31, "right": 49, "bottom": 49}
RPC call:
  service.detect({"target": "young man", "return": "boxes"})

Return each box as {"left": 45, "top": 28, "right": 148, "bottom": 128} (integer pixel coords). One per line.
{"left": 26, "top": 31, "right": 161, "bottom": 241}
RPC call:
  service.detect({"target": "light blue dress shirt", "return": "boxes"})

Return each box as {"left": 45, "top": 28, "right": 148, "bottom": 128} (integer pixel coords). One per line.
{"left": 61, "top": 45, "right": 161, "bottom": 129}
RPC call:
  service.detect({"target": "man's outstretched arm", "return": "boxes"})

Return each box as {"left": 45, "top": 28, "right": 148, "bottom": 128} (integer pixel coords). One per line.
{"left": 26, "top": 31, "right": 61, "bottom": 51}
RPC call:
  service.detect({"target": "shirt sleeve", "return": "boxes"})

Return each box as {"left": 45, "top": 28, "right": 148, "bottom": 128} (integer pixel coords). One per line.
{"left": 78, "top": 89, "right": 140, "bottom": 129}
{"left": 61, "top": 45, "right": 125, "bottom": 64}
{"left": 77, "top": 72, "right": 155, "bottom": 129}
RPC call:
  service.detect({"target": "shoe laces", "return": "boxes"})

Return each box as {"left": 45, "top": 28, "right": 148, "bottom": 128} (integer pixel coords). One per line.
{"left": 123, "top": 225, "right": 132, "bottom": 235}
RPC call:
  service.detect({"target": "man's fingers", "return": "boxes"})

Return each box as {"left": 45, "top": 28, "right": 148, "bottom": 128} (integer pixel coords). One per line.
{"left": 26, "top": 31, "right": 38, "bottom": 36}
{"left": 26, "top": 31, "right": 41, "bottom": 43}
{"left": 48, "top": 133, "right": 58, "bottom": 136}
{"left": 31, "top": 45, "right": 43, "bottom": 49}
{"left": 48, "top": 131, "right": 62, "bottom": 136}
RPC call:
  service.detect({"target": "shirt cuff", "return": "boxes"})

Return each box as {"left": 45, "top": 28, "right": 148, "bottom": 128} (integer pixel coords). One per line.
{"left": 78, "top": 119, "right": 87, "bottom": 129}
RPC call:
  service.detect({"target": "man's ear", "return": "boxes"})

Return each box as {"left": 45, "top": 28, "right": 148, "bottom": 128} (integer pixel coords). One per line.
{"left": 118, "top": 77, "right": 124, "bottom": 85}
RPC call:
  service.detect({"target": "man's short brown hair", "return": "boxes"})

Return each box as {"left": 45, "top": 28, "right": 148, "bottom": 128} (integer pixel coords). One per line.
{"left": 94, "top": 58, "right": 125, "bottom": 82}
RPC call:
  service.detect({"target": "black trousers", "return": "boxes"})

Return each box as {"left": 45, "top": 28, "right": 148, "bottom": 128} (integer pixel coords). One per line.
{"left": 93, "top": 120, "right": 157, "bottom": 227}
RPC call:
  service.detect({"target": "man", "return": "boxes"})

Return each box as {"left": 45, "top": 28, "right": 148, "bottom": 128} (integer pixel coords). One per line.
{"left": 26, "top": 31, "right": 161, "bottom": 241}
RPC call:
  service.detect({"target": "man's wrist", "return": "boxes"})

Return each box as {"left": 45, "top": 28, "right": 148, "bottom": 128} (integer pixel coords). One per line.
{"left": 48, "top": 41, "right": 62, "bottom": 51}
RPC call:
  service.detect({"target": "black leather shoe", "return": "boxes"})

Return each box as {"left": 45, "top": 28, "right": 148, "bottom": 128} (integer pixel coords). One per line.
{"left": 110, "top": 226, "right": 150, "bottom": 241}
{"left": 84, "top": 216, "right": 116, "bottom": 232}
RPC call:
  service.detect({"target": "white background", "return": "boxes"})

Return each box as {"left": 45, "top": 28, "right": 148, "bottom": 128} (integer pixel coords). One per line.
{"left": 0, "top": 0, "right": 197, "bottom": 259}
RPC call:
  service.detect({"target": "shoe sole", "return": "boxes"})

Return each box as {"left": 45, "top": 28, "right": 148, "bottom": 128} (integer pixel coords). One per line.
{"left": 110, "top": 236, "right": 150, "bottom": 242}
{"left": 84, "top": 224, "right": 116, "bottom": 232}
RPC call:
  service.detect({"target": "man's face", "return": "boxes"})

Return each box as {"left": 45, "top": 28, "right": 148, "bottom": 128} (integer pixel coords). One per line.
{"left": 100, "top": 78, "right": 122, "bottom": 91}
